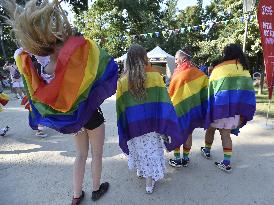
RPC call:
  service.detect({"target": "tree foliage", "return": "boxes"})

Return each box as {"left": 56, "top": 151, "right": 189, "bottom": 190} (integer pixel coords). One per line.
{"left": 0, "top": 0, "right": 89, "bottom": 66}
{"left": 0, "top": 0, "right": 263, "bottom": 72}
{"left": 75, "top": 0, "right": 262, "bottom": 71}
{"left": 64, "top": 0, "right": 88, "bottom": 14}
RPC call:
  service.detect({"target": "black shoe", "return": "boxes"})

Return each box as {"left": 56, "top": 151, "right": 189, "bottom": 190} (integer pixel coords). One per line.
{"left": 92, "top": 182, "right": 109, "bottom": 201}
{"left": 215, "top": 161, "right": 232, "bottom": 173}
{"left": 201, "top": 147, "right": 211, "bottom": 159}
{"left": 0, "top": 126, "right": 9, "bottom": 137}
{"left": 169, "top": 158, "right": 189, "bottom": 168}
{"left": 161, "top": 135, "right": 171, "bottom": 143}
{"left": 71, "top": 191, "right": 85, "bottom": 205}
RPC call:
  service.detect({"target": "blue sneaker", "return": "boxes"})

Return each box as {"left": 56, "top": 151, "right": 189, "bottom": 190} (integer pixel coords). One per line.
{"left": 0, "top": 126, "right": 9, "bottom": 136}
{"left": 215, "top": 161, "right": 232, "bottom": 173}
{"left": 201, "top": 147, "right": 211, "bottom": 159}
{"left": 169, "top": 158, "right": 189, "bottom": 168}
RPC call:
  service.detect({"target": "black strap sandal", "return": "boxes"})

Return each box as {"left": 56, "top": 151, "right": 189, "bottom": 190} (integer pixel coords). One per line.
{"left": 91, "top": 182, "right": 109, "bottom": 201}
{"left": 71, "top": 190, "right": 85, "bottom": 205}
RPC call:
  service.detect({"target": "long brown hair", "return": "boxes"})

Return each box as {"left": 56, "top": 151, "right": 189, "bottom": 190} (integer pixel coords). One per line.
{"left": 2, "top": 0, "right": 72, "bottom": 56}
{"left": 126, "top": 44, "right": 148, "bottom": 101}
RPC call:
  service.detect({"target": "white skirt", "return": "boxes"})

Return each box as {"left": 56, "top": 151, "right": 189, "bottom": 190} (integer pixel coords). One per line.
{"left": 211, "top": 115, "right": 240, "bottom": 129}
{"left": 127, "top": 132, "right": 166, "bottom": 181}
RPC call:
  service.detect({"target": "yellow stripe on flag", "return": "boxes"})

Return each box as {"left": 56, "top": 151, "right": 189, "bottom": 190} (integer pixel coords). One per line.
{"left": 171, "top": 75, "right": 208, "bottom": 106}
{"left": 116, "top": 72, "right": 165, "bottom": 99}
{"left": 210, "top": 64, "right": 251, "bottom": 81}
{"left": 77, "top": 39, "right": 100, "bottom": 97}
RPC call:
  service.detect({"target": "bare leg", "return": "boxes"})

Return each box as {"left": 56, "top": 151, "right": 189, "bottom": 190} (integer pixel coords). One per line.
{"left": 183, "top": 134, "right": 192, "bottom": 160}
{"left": 14, "top": 87, "right": 21, "bottom": 99}
{"left": 201, "top": 127, "right": 217, "bottom": 158}
{"left": 86, "top": 124, "right": 105, "bottom": 191}
{"left": 73, "top": 130, "right": 89, "bottom": 198}
{"left": 184, "top": 134, "right": 192, "bottom": 148}
{"left": 219, "top": 129, "right": 232, "bottom": 166}
{"left": 17, "top": 88, "right": 25, "bottom": 98}
{"left": 205, "top": 126, "right": 216, "bottom": 146}
{"left": 219, "top": 129, "right": 232, "bottom": 149}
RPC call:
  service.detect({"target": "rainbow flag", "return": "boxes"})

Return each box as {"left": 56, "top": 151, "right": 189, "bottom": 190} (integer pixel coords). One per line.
{"left": 169, "top": 66, "right": 208, "bottom": 143}
{"left": 15, "top": 36, "right": 118, "bottom": 133}
{"left": 0, "top": 93, "right": 9, "bottom": 112}
{"left": 205, "top": 60, "right": 256, "bottom": 134}
{"left": 116, "top": 66, "right": 183, "bottom": 154}
{"left": 0, "top": 93, "right": 9, "bottom": 107}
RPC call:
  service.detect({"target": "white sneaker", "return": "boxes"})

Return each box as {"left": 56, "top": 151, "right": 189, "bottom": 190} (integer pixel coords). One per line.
{"left": 137, "top": 170, "right": 143, "bottom": 178}
{"left": 146, "top": 180, "right": 155, "bottom": 194}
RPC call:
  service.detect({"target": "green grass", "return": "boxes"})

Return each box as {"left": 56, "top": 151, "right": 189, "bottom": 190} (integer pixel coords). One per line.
{"left": 255, "top": 87, "right": 274, "bottom": 119}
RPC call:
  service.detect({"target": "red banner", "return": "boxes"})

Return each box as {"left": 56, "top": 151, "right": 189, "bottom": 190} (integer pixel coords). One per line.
{"left": 258, "top": 0, "right": 274, "bottom": 99}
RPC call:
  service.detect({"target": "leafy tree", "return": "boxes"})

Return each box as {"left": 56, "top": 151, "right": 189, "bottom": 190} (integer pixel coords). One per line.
{"left": 64, "top": 0, "right": 88, "bottom": 15}
{"left": 0, "top": 0, "right": 89, "bottom": 66}
{"left": 196, "top": 0, "right": 261, "bottom": 69}
{"left": 0, "top": 0, "right": 263, "bottom": 74}
{"left": 75, "top": 0, "right": 164, "bottom": 57}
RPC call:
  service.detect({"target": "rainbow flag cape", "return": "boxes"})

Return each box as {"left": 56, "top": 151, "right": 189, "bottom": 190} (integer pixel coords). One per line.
{"left": 169, "top": 66, "right": 208, "bottom": 143}
{"left": 205, "top": 60, "right": 256, "bottom": 134}
{"left": 15, "top": 36, "right": 118, "bottom": 134}
{"left": 0, "top": 93, "right": 9, "bottom": 112}
{"left": 116, "top": 66, "right": 183, "bottom": 154}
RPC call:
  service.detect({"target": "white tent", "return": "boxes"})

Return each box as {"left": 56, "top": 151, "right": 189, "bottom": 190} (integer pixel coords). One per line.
{"left": 115, "top": 46, "right": 176, "bottom": 84}
{"left": 147, "top": 46, "right": 176, "bottom": 83}
{"left": 115, "top": 46, "right": 176, "bottom": 80}
{"left": 115, "top": 46, "right": 174, "bottom": 63}
{"left": 147, "top": 46, "right": 174, "bottom": 60}
{"left": 115, "top": 53, "right": 127, "bottom": 62}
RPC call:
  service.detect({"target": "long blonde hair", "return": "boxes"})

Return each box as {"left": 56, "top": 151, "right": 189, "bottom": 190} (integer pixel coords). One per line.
{"left": 126, "top": 44, "right": 148, "bottom": 101}
{"left": 2, "top": 0, "right": 72, "bottom": 56}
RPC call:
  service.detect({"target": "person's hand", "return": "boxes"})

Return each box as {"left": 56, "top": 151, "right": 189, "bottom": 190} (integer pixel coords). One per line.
{"left": 3, "top": 61, "right": 9, "bottom": 69}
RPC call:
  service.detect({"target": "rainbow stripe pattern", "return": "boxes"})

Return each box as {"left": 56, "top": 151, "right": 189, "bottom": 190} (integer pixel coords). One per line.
{"left": 0, "top": 93, "right": 9, "bottom": 112}
{"left": 15, "top": 36, "right": 118, "bottom": 134}
{"left": 205, "top": 60, "right": 256, "bottom": 134}
{"left": 223, "top": 147, "right": 232, "bottom": 165}
{"left": 116, "top": 67, "right": 183, "bottom": 154}
{"left": 169, "top": 67, "right": 209, "bottom": 143}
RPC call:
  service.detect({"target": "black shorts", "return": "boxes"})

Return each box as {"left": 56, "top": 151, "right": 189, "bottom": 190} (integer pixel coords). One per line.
{"left": 84, "top": 107, "right": 105, "bottom": 130}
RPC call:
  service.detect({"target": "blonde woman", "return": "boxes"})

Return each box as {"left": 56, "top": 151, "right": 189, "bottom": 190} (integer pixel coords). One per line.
{"left": 116, "top": 44, "right": 182, "bottom": 194}
{"left": 3, "top": 1, "right": 118, "bottom": 204}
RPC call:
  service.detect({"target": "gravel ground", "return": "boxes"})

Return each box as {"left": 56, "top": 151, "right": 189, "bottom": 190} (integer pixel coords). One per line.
{"left": 0, "top": 94, "right": 274, "bottom": 205}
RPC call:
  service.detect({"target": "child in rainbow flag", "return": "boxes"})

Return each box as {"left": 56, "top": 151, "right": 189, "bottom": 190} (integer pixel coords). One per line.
{"left": 0, "top": 91, "right": 10, "bottom": 136}
{"left": 116, "top": 44, "right": 183, "bottom": 194}
{"left": 168, "top": 50, "right": 209, "bottom": 168}
{"left": 201, "top": 44, "right": 256, "bottom": 172}
{"left": 4, "top": 0, "right": 118, "bottom": 204}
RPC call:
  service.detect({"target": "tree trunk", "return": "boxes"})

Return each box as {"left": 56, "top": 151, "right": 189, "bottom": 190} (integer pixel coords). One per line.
{"left": 258, "top": 70, "right": 264, "bottom": 95}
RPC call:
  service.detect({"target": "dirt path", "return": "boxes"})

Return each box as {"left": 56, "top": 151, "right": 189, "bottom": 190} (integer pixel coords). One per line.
{"left": 0, "top": 95, "right": 273, "bottom": 205}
